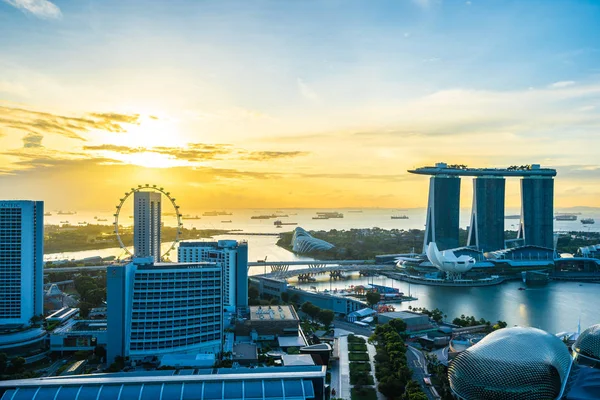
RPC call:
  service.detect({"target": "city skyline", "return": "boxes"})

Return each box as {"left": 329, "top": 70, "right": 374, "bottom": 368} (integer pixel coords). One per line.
{"left": 2, "top": 1, "right": 600, "bottom": 209}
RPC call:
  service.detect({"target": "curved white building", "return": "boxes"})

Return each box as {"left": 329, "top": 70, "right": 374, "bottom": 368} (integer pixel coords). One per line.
{"left": 426, "top": 242, "right": 475, "bottom": 276}
{"left": 291, "top": 228, "right": 334, "bottom": 254}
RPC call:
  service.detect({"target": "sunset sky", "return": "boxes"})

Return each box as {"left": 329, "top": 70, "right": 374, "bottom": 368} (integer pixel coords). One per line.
{"left": 1, "top": 0, "right": 600, "bottom": 210}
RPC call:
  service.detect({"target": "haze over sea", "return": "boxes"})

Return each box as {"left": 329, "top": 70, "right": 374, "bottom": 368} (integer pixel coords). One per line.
{"left": 44, "top": 207, "right": 600, "bottom": 334}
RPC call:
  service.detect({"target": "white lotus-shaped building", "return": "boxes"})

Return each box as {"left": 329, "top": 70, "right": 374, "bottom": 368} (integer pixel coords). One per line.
{"left": 426, "top": 242, "right": 475, "bottom": 276}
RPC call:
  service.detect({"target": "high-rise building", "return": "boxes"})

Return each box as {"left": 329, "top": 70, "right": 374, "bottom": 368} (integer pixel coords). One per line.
{"left": 518, "top": 177, "right": 554, "bottom": 249}
{"left": 106, "top": 258, "right": 223, "bottom": 364}
{"left": 0, "top": 201, "right": 43, "bottom": 327}
{"left": 178, "top": 240, "right": 248, "bottom": 309}
{"left": 133, "top": 191, "right": 162, "bottom": 261}
{"left": 467, "top": 177, "right": 506, "bottom": 252}
{"left": 423, "top": 176, "right": 461, "bottom": 252}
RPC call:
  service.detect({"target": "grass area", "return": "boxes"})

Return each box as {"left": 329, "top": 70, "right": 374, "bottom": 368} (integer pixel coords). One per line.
{"left": 349, "top": 343, "right": 368, "bottom": 352}
{"left": 349, "top": 362, "right": 371, "bottom": 373}
{"left": 349, "top": 352, "right": 370, "bottom": 362}
{"left": 351, "top": 387, "right": 378, "bottom": 400}
{"left": 347, "top": 334, "right": 366, "bottom": 344}
{"left": 350, "top": 373, "right": 375, "bottom": 385}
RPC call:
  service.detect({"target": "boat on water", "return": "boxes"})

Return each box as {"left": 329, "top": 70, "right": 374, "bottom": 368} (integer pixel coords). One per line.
{"left": 581, "top": 218, "right": 595, "bottom": 225}
{"left": 57, "top": 211, "right": 77, "bottom": 215}
{"left": 274, "top": 220, "right": 298, "bottom": 226}
{"left": 221, "top": 220, "right": 232, "bottom": 223}
{"left": 312, "top": 216, "right": 330, "bottom": 220}
{"left": 44, "top": 212, "right": 52, "bottom": 216}
{"left": 316, "top": 211, "right": 344, "bottom": 218}
{"left": 183, "top": 215, "right": 202, "bottom": 220}
{"left": 391, "top": 215, "right": 409, "bottom": 220}
{"left": 59, "top": 221, "right": 69, "bottom": 224}
{"left": 348, "top": 210, "right": 363, "bottom": 213}
{"left": 555, "top": 213, "right": 578, "bottom": 221}
{"left": 505, "top": 215, "right": 520, "bottom": 219}
{"left": 97, "top": 218, "right": 108, "bottom": 222}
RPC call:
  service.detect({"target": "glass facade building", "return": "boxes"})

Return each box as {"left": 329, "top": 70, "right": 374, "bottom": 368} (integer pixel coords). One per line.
{"left": 449, "top": 327, "right": 572, "bottom": 400}
{"left": 107, "top": 259, "right": 223, "bottom": 364}
{"left": 424, "top": 176, "right": 461, "bottom": 252}
{"left": 134, "top": 191, "right": 162, "bottom": 261}
{"left": 178, "top": 240, "right": 248, "bottom": 308}
{"left": 467, "top": 177, "right": 505, "bottom": 252}
{"left": 0, "top": 201, "right": 43, "bottom": 328}
{"left": 518, "top": 177, "right": 554, "bottom": 249}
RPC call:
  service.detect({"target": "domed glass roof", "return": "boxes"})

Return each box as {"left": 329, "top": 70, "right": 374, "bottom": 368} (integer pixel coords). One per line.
{"left": 574, "top": 324, "right": 600, "bottom": 366}
{"left": 449, "top": 327, "right": 572, "bottom": 400}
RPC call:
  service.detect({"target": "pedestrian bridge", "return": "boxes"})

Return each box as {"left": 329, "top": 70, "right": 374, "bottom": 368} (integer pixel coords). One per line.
{"left": 258, "top": 263, "right": 396, "bottom": 279}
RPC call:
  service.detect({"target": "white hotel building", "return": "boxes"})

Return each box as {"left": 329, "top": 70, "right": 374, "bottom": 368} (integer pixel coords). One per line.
{"left": 106, "top": 258, "right": 223, "bottom": 364}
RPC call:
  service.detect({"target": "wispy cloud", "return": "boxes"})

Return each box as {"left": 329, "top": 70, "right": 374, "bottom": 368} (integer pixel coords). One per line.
{"left": 22, "top": 132, "right": 43, "bottom": 148}
{"left": 297, "top": 78, "right": 320, "bottom": 102}
{"left": 549, "top": 81, "right": 576, "bottom": 88}
{"left": 242, "top": 151, "right": 309, "bottom": 161}
{"left": 0, "top": 105, "right": 142, "bottom": 141}
{"left": 2, "top": 0, "right": 62, "bottom": 19}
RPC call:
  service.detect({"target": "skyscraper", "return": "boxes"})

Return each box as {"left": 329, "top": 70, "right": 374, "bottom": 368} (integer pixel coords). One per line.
{"left": 106, "top": 258, "right": 223, "bottom": 364}
{"left": 133, "top": 191, "right": 161, "bottom": 261}
{"left": 423, "top": 176, "right": 461, "bottom": 252}
{"left": 467, "top": 177, "right": 506, "bottom": 252}
{"left": 0, "top": 201, "right": 43, "bottom": 327}
{"left": 518, "top": 177, "right": 554, "bottom": 249}
{"left": 178, "top": 240, "right": 248, "bottom": 309}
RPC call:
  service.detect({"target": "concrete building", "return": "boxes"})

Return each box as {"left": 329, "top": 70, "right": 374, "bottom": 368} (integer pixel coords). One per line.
{"left": 378, "top": 311, "right": 432, "bottom": 332}
{"left": 106, "top": 258, "right": 223, "bottom": 364}
{"left": 467, "top": 177, "right": 506, "bottom": 252}
{"left": 178, "top": 240, "right": 248, "bottom": 308}
{"left": 518, "top": 176, "right": 555, "bottom": 249}
{"left": 0, "top": 365, "right": 328, "bottom": 400}
{"left": 236, "top": 305, "right": 300, "bottom": 340}
{"left": 0, "top": 200, "right": 45, "bottom": 356}
{"left": 50, "top": 320, "right": 107, "bottom": 352}
{"left": 133, "top": 191, "right": 162, "bottom": 261}
{"left": 423, "top": 175, "right": 461, "bottom": 252}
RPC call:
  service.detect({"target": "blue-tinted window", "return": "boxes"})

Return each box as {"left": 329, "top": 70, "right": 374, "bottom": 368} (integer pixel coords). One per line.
{"left": 223, "top": 381, "right": 243, "bottom": 399}
{"left": 283, "top": 380, "right": 304, "bottom": 397}
{"left": 56, "top": 386, "right": 80, "bottom": 400}
{"left": 264, "top": 380, "right": 284, "bottom": 398}
{"left": 161, "top": 384, "right": 182, "bottom": 400}
{"left": 120, "top": 385, "right": 142, "bottom": 399}
{"left": 78, "top": 386, "right": 100, "bottom": 400}
{"left": 98, "top": 385, "right": 121, "bottom": 400}
{"left": 182, "top": 383, "right": 203, "bottom": 400}
{"left": 303, "top": 381, "right": 315, "bottom": 398}
{"left": 29, "top": 388, "right": 59, "bottom": 400}
{"left": 244, "top": 381, "right": 263, "bottom": 400}
{"left": 202, "top": 382, "right": 222, "bottom": 399}
{"left": 12, "top": 388, "right": 39, "bottom": 400}
{"left": 140, "top": 384, "right": 162, "bottom": 400}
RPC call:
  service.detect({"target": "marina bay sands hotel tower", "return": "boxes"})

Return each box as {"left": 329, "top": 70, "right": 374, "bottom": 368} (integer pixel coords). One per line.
{"left": 409, "top": 163, "right": 557, "bottom": 253}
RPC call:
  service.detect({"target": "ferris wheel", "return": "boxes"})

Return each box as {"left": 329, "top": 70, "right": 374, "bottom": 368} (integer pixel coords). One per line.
{"left": 113, "top": 184, "right": 183, "bottom": 261}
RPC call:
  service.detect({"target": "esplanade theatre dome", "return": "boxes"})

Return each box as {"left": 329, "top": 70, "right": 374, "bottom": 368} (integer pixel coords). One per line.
{"left": 449, "top": 327, "right": 572, "bottom": 400}
{"left": 573, "top": 324, "right": 600, "bottom": 367}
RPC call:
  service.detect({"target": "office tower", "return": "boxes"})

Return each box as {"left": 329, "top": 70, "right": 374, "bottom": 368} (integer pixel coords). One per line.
{"left": 106, "top": 258, "right": 223, "bottom": 364}
{"left": 518, "top": 177, "right": 554, "bottom": 249}
{"left": 423, "top": 176, "right": 461, "bottom": 252}
{"left": 467, "top": 177, "right": 506, "bottom": 252}
{"left": 0, "top": 201, "right": 43, "bottom": 327}
{"left": 178, "top": 240, "right": 248, "bottom": 308}
{"left": 133, "top": 191, "right": 161, "bottom": 261}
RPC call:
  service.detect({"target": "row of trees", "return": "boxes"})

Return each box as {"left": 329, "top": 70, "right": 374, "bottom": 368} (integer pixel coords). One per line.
{"left": 452, "top": 314, "right": 508, "bottom": 332}
{"left": 0, "top": 353, "right": 36, "bottom": 381}
{"left": 369, "top": 321, "right": 427, "bottom": 400}
{"left": 74, "top": 275, "right": 106, "bottom": 317}
{"left": 300, "top": 302, "right": 335, "bottom": 327}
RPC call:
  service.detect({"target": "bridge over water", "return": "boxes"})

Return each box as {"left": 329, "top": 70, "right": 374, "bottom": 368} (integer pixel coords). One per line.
{"left": 258, "top": 263, "right": 395, "bottom": 279}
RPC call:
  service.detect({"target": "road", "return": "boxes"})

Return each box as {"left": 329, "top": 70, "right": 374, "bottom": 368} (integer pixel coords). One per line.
{"left": 407, "top": 346, "right": 438, "bottom": 400}
{"left": 42, "top": 359, "right": 68, "bottom": 377}
{"left": 333, "top": 320, "right": 373, "bottom": 337}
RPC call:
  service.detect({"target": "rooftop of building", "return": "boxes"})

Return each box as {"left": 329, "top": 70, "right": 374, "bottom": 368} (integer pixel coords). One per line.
{"left": 179, "top": 239, "right": 247, "bottom": 248}
{"left": 127, "top": 258, "right": 220, "bottom": 270}
{"left": 0, "top": 365, "right": 326, "bottom": 400}
{"left": 52, "top": 320, "right": 107, "bottom": 335}
{"left": 379, "top": 311, "right": 430, "bottom": 320}
{"left": 249, "top": 305, "right": 298, "bottom": 322}
{"left": 46, "top": 307, "right": 79, "bottom": 321}
{"left": 232, "top": 343, "right": 258, "bottom": 360}
{"left": 408, "top": 162, "right": 557, "bottom": 177}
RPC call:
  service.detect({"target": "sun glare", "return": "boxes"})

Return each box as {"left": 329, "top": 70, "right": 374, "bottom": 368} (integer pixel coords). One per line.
{"left": 111, "top": 151, "right": 184, "bottom": 168}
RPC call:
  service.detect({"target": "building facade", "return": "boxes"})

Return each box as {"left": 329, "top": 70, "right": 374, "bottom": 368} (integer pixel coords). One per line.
{"left": 0, "top": 200, "right": 43, "bottom": 328}
{"left": 423, "top": 176, "right": 461, "bottom": 252}
{"left": 133, "top": 191, "right": 162, "bottom": 261}
{"left": 518, "top": 177, "right": 554, "bottom": 249}
{"left": 467, "top": 177, "right": 505, "bottom": 252}
{"left": 178, "top": 240, "right": 248, "bottom": 308}
{"left": 107, "top": 258, "right": 223, "bottom": 363}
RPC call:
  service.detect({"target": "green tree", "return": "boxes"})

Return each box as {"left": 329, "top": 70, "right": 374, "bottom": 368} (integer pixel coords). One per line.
{"left": 366, "top": 291, "right": 381, "bottom": 307}
{"left": 248, "top": 286, "right": 259, "bottom": 301}
{"left": 301, "top": 302, "right": 320, "bottom": 320}
{"left": 389, "top": 318, "right": 407, "bottom": 333}
{"left": 10, "top": 357, "right": 26, "bottom": 374}
{"left": 317, "top": 309, "right": 334, "bottom": 327}
{"left": 280, "top": 292, "right": 290, "bottom": 303}
{"left": 94, "top": 345, "right": 107, "bottom": 361}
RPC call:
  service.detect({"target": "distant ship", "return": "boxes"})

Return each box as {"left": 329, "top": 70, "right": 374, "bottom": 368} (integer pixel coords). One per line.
{"left": 505, "top": 215, "right": 521, "bottom": 219}
{"left": 203, "top": 211, "right": 232, "bottom": 216}
{"left": 316, "top": 212, "right": 344, "bottom": 218}
{"left": 44, "top": 212, "right": 52, "bottom": 216}
{"left": 97, "top": 218, "right": 108, "bottom": 222}
{"left": 221, "top": 220, "right": 232, "bottom": 223}
{"left": 555, "top": 213, "right": 578, "bottom": 221}
{"left": 391, "top": 215, "right": 409, "bottom": 220}
{"left": 348, "top": 210, "right": 363, "bottom": 213}
{"left": 581, "top": 218, "right": 595, "bottom": 225}
{"left": 57, "top": 211, "right": 76, "bottom": 215}
{"left": 312, "top": 216, "right": 330, "bottom": 220}
{"left": 183, "top": 215, "right": 202, "bottom": 220}
{"left": 274, "top": 220, "right": 298, "bottom": 226}
{"left": 251, "top": 214, "right": 279, "bottom": 219}
{"left": 60, "top": 221, "right": 69, "bottom": 224}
